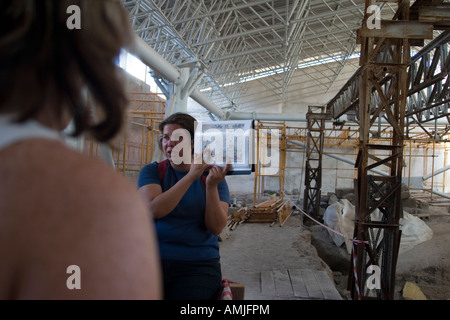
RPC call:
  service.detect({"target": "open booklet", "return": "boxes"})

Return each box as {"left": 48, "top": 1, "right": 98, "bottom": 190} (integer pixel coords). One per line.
{"left": 194, "top": 120, "right": 255, "bottom": 175}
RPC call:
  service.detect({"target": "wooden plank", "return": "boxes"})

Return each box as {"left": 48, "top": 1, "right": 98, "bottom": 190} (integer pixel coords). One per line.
{"left": 301, "top": 270, "right": 324, "bottom": 299}
{"left": 419, "top": 6, "right": 450, "bottom": 25}
{"left": 246, "top": 218, "right": 276, "bottom": 223}
{"left": 313, "top": 271, "right": 343, "bottom": 300}
{"left": 229, "top": 283, "right": 245, "bottom": 300}
{"left": 359, "top": 20, "right": 433, "bottom": 39}
{"left": 272, "top": 269, "right": 294, "bottom": 297}
{"left": 278, "top": 201, "right": 292, "bottom": 226}
{"left": 255, "top": 200, "right": 276, "bottom": 208}
{"left": 259, "top": 269, "right": 342, "bottom": 300}
{"left": 260, "top": 271, "right": 276, "bottom": 296}
{"left": 288, "top": 269, "right": 309, "bottom": 298}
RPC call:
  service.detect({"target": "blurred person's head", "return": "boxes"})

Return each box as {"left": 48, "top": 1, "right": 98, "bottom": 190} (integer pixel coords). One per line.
{"left": 0, "top": 0, "right": 134, "bottom": 142}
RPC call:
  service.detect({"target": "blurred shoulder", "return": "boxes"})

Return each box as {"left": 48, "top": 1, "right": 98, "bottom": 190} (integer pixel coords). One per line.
{"left": 4, "top": 138, "right": 145, "bottom": 213}
{"left": 0, "top": 139, "right": 161, "bottom": 299}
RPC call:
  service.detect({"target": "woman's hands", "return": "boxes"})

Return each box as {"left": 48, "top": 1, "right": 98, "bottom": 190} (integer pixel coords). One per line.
{"left": 205, "top": 164, "right": 230, "bottom": 187}
{"left": 187, "top": 150, "right": 212, "bottom": 181}
{"left": 188, "top": 149, "right": 230, "bottom": 186}
{"left": 203, "top": 159, "right": 230, "bottom": 235}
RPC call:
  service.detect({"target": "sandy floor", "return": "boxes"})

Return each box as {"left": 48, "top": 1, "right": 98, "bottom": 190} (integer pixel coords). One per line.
{"left": 219, "top": 212, "right": 336, "bottom": 300}
{"left": 394, "top": 213, "right": 450, "bottom": 300}
{"left": 310, "top": 207, "right": 450, "bottom": 300}
{"left": 220, "top": 193, "right": 450, "bottom": 300}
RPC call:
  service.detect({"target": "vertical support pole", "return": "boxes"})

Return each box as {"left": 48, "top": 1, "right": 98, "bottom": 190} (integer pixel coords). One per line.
{"left": 253, "top": 121, "right": 286, "bottom": 206}
{"left": 349, "top": 0, "right": 411, "bottom": 300}
{"left": 303, "top": 106, "right": 331, "bottom": 218}
{"left": 254, "top": 121, "right": 261, "bottom": 207}
{"left": 279, "top": 123, "right": 287, "bottom": 200}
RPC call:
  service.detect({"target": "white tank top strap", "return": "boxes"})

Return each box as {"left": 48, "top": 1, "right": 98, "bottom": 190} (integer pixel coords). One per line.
{"left": 0, "top": 114, "right": 62, "bottom": 151}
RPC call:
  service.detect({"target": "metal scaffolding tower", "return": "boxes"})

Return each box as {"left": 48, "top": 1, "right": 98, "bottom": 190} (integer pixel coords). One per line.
{"left": 324, "top": 0, "right": 449, "bottom": 300}
{"left": 349, "top": 0, "right": 434, "bottom": 300}
{"left": 253, "top": 121, "right": 287, "bottom": 206}
{"left": 303, "top": 106, "right": 331, "bottom": 218}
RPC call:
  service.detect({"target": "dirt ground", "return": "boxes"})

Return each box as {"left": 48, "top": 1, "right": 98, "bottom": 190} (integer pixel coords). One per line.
{"left": 221, "top": 192, "right": 450, "bottom": 300}
{"left": 394, "top": 212, "right": 450, "bottom": 300}
{"left": 219, "top": 209, "right": 336, "bottom": 300}
{"left": 309, "top": 201, "right": 450, "bottom": 300}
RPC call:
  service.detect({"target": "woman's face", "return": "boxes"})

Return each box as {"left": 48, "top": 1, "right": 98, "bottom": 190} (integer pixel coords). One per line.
{"left": 161, "top": 123, "right": 193, "bottom": 164}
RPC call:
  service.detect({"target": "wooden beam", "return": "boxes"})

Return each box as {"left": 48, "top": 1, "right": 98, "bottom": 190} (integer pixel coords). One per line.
{"left": 410, "top": 0, "right": 445, "bottom": 21}
{"left": 419, "top": 5, "right": 450, "bottom": 25}
{"left": 359, "top": 20, "right": 434, "bottom": 39}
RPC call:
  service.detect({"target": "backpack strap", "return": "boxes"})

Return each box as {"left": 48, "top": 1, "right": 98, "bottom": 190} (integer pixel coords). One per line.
{"left": 157, "top": 159, "right": 169, "bottom": 185}
{"left": 157, "top": 159, "right": 207, "bottom": 187}
{"left": 200, "top": 172, "right": 207, "bottom": 187}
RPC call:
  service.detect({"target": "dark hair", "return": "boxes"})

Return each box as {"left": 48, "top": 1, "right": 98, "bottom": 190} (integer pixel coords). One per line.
{"left": 0, "top": 0, "right": 134, "bottom": 142}
{"left": 158, "top": 112, "right": 197, "bottom": 150}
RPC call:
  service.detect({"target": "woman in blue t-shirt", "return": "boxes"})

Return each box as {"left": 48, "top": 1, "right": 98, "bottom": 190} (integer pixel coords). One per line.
{"left": 138, "top": 112, "right": 230, "bottom": 300}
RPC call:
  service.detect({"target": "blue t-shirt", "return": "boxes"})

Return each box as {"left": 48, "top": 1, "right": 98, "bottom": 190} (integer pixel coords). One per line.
{"left": 137, "top": 161, "right": 230, "bottom": 261}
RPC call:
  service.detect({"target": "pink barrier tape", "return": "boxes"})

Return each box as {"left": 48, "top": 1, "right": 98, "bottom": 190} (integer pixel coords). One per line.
{"left": 352, "top": 241, "right": 362, "bottom": 300}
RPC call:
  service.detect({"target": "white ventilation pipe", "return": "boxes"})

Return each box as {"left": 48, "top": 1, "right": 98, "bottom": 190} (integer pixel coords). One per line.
{"left": 423, "top": 164, "right": 450, "bottom": 181}
{"left": 191, "top": 89, "right": 227, "bottom": 119}
{"left": 132, "top": 35, "right": 181, "bottom": 85}
{"left": 132, "top": 35, "right": 228, "bottom": 119}
{"left": 227, "top": 112, "right": 307, "bottom": 121}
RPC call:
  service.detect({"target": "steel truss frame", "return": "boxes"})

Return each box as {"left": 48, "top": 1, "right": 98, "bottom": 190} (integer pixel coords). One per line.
{"left": 406, "top": 31, "right": 450, "bottom": 140}
{"left": 121, "top": 0, "right": 398, "bottom": 111}
{"left": 328, "top": 29, "right": 450, "bottom": 141}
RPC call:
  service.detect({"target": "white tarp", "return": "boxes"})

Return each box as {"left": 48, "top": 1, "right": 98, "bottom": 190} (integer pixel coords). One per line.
{"left": 323, "top": 199, "right": 433, "bottom": 255}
